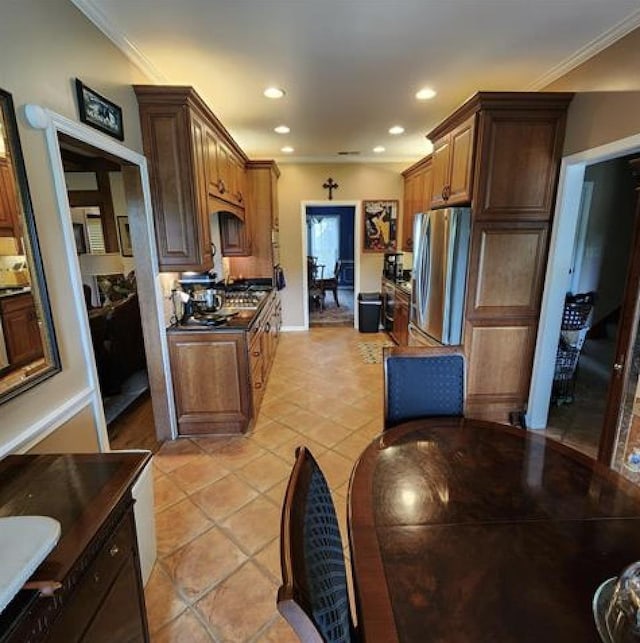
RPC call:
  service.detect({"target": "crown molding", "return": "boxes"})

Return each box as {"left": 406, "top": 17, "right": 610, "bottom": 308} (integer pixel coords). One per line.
{"left": 528, "top": 8, "right": 640, "bottom": 90}
{"left": 70, "top": 0, "right": 167, "bottom": 83}
{"left": 275, "top": 155, "right": 417, "bottom": 165}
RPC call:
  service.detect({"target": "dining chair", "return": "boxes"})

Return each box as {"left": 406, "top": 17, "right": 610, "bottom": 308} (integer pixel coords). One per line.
{"left": 277, "top": 446, "right": 357, "bottom": 643}
{"left": 383, "top": 345, "right": 465, "bottom": 430}
{"left": 307, "top": 256, "right": 324, "bottom": 312}
{"left": 319, "top": 259, "right": 342, "bottom": 307}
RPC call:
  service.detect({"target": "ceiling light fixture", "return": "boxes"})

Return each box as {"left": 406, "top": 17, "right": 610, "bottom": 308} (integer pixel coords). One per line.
{"left": 281, "top": 146, "right": 294, "bottom": 153}
{"left": 274, "top": 125, "right": 290, "bottom": 134}
{"left": 389, "top": 125, "right": 405, "bottom": 135}
{"left": 416, "top": 88, "right": 437, "bottom": 100}
{"left": 264, "top": 87, "right": 285, "bottom": 99}
{"left": 373, "top": 146, "right": 385, "bottom": 153}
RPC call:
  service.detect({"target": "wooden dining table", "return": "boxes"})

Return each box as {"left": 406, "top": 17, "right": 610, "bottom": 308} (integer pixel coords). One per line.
{"left": 348, "top": 417, "right": 640, "bottom": 642}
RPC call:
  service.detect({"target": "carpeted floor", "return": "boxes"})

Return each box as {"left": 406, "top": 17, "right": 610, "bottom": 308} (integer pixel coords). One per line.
{"left": 357, "top": 338, "right": 395, "bottom": 363}
{"left": 310, "top": 287, "right": 355, "bottom": 327}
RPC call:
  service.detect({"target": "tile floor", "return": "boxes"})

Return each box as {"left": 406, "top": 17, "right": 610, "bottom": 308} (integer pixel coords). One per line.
{"left": 145, "top": 327, "right": 385, "bottom": 642}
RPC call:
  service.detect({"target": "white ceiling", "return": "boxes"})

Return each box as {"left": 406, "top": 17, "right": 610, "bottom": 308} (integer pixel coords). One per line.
{"left": 73, "top": 0, "right": 640, "bottom": 163}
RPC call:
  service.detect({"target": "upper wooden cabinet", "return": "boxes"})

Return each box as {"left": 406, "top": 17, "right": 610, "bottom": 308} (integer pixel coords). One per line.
{"left": 134, "top": 85, "right": 249, "bottom": 271}
{"left": 429, "top": 115, "right": 475, "bottom": 208}
{"left": 226, "top": 160, "right": 280, "bottom": 277}
{"left": 401, "top": 156, "right": 432, "bottom": 251}
{"left": 0, "top": 158, "right": 20, "bottom": 236}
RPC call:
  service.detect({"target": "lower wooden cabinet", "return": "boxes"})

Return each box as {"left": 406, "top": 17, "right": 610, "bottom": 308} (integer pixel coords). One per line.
{"left": 1, "top": 292, "right": 44, "bottom": 368}
{"left": 0, "top": 452, "right": 150, "bottom": 643}
{"left": 167, "top": 292, "right": 281, "bottom": 435}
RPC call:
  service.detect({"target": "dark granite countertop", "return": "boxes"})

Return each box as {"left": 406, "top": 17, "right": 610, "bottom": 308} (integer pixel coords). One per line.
{"left": 0, "top": 287, "right": 31, "bottom": 300}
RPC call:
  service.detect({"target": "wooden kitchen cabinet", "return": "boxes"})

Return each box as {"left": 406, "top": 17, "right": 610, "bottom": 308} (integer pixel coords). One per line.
{"left": 227, "top": 161, "right": 280, "bottom": 277}
{"left": 219, "top": 210, "right": 250, "bottom": 256}
{"left": 1, "top": 291, "right": 43, "bottom": 367}
{"left": 0, "top": 158, "right": 20, "bottom": 236}
{"left": 401, "top": 156, "right": 432, "bottom": 251}
{"left": 404, "top": 92, "right": 573, "bottom": 423}
{"left": 430, "top": 114, "right": 475, "bottom": 208}
{"left": 393, "top": 287, "right": 410, "bottom": 346}
{"left": 167, "top": 291, "right": 281, "bottom": 435}
{"left": 0, "top": 452, "right": 150, "bottom": 643}
{"left": 134, "top": 86, "right": 248, "bottom": 271}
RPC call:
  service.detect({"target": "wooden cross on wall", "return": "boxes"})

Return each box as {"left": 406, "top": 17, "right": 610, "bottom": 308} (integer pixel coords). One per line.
{"left": 323, "top": 177, "right": 339, "bottom": 200}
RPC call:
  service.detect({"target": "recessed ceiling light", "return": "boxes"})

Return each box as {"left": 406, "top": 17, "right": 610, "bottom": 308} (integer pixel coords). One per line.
{"left": 264, "top": 87, "right": 285, "bottom": 99}
{"left": 373, "top": 146, "right": 385, "bottom": 153}
{"left": 274, "top": 125, "right": 290, "bottom": 134}
{"left": 281, "top": 146, "right": 294, "bottom": 153}
{"left": 389, "top": 125, "right": 405, "bottom": 135}
{"left": 416, "top": 88, "right": 437, "bottom": 100}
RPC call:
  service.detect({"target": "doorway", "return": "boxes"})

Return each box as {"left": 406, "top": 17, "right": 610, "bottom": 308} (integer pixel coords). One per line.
{"left": 59, "top": 135, "right": 158, "bottom": 451}
{"left": 528, "top": 133, "right": 640, "bottom": 467}
{"left": 27, "top": 103, "right": 176, "bottom": 450}
{"left": 544, "top": 157, "right": 636, "bottom": 458}
{"left": 302, "top": 202, "right": 358, "bottom": 329}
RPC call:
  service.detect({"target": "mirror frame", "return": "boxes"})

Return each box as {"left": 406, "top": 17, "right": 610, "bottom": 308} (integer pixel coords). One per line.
{"left": 0, "top": 87, "right": 60, "bottom": 404}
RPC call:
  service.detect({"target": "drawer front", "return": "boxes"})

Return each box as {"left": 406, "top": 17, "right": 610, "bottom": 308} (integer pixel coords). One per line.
{"left": 46, "top": 511, "right": 136, "bottom": 642}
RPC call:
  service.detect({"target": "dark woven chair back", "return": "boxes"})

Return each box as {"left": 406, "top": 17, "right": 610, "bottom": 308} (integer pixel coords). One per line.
{"left": 383, "top": 346, "right": 465, "bottom": 430}
{"left": 278, "top": 447, "right": 355, "bottom": 643}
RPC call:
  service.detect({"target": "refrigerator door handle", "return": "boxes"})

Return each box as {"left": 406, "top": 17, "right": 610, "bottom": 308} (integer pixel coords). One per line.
{"left": 419, "top": 214, "right": 431, "bottom": 329}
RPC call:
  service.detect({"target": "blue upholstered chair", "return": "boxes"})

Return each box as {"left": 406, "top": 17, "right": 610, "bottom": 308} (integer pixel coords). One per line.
{"left": 383, "top": 346, "right": 465, "bottom": 430}
{"left": 277, "top": 447, "right": 356, "bottom": 643}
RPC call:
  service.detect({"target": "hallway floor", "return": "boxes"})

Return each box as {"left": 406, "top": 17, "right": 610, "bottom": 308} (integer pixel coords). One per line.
{"left": 144, "top": 327, "right": 384, "bottom": 642}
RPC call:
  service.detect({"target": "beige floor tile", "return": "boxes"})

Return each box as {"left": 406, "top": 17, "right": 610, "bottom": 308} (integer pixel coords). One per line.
{"left": 303, "top": 419, "right": 353, "bottom": 448}
{"left": 207, "top": 439, "right": 267, "bottom": 470}
{"left": 264, "top": 478, "right": 288, "bottom": 506}
{"left": 253, "top": 537, "right": 281, "bottom": 584}
{"left": 329, "top": 403, "right": 375, "bottom": 430}
{"left": 278, "top": 407, "right": 332, "bottom": 433}
{"left": 144, "top": 564, "right": 187, "bottom": 634}
{"left": 250, "top": 421, "right": 301, "bottom": 449}
{"left": 153, "top": 439, "right": 204, "bottom": 474}
{"left": 235, "top": 451, "right": 291, "bottom": 492}
{"left": 316, "top": 450, "right": 354, "bottom": 490}
{"left": 254, "top": 616, "right": 299, "bottom": 642}
{"left": 190, "top": 473, "right": 259, "bottom": 522}
{"left": 156, "top": 498, "right": 213, "bottom": 558}
{"left": 167, "top": 454, "right": 228, "bottom": 495}
{"left": 259, "top": 398, "right": 300, "bottom": 420}
{"left": 196, "top": 562, "right": 277, "bottom": 642}
{"left": 163, "top": 526, "right": 248, "bottom": 602}
{"left": 151, "top": 609, "right": 213, "bottom": 643}
{"left": 272, "top": 434, "right": 327, "bottom": 466}
{"left": 221, "top": 496, "right": 280, "bottom": 555}
{"left": 333, "top": 431, "right": 372, "bottom": 461}
{"left": 153, "top": 472, "right": 187, "bottom": 513}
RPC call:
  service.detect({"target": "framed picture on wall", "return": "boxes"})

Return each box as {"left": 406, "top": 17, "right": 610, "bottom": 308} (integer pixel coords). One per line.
{"left": 363, "top": 200, "right": 398, "bottom": 252}
{"left": 117, "top": 216, "right": 133, "bottom": 257}
{"left": 75, "top": 79, "right": 124, "bottom": 140}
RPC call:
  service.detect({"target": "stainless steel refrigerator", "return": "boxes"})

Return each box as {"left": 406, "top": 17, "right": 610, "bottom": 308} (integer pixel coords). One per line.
{"left": 410, "top": 208, "right": 471, "bottom": 345}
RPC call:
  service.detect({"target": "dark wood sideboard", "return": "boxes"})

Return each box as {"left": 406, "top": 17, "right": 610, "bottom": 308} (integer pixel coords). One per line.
{"left": 0, "top": 452, "right": 151, "bottom": 643}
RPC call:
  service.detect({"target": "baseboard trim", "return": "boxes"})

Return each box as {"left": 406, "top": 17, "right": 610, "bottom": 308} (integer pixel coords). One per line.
{"left": 281, "top": 325, "right": 307, "bottom": 332}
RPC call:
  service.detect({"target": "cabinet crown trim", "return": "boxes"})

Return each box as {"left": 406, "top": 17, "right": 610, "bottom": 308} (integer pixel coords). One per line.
{"left": 134, "top": 84, "right": 248, "bottom": 163}
{"left": 402, "top": 155, "right": 432, "bottom": 178}
{"left": 427, "top": 91, "right": 574, "bottom": 143}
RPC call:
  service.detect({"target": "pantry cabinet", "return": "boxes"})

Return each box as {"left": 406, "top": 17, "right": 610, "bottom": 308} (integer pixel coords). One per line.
{"left": 134, "top": 86, "right": 248, "bottom": 271}
{"left": 404, "top": 92, "right": 573, "bottom": 423}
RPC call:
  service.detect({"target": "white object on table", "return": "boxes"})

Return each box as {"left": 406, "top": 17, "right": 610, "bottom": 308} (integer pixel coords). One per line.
{"left": 0, "top": 516, "right": 61, "bottom": 613}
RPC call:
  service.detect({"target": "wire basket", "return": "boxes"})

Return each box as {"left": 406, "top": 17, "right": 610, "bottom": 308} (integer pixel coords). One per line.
{"left": 552, "top": 341, "right": 581, "bottom": 404}
{"left": 561, "top": 292, "right": 595, "bottom": 331}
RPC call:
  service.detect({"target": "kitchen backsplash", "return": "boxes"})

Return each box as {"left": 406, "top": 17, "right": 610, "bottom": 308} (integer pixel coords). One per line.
{"left": 0, "top": 254, "right": 29, "bottom": 286}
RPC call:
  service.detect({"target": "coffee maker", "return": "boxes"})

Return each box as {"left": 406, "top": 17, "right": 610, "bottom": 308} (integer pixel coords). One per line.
{"left": 177, "top": 272, "right": 224, "bottom": 316}
{"left": 383, "top": 252, "right": 403, "bottom": 281}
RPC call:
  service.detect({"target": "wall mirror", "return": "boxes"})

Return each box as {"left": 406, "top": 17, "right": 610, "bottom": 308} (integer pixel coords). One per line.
{"left": 0, "top": 88, "right": 60, "bottom": 404}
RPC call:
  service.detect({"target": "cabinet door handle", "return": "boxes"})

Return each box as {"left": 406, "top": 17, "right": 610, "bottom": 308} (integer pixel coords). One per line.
{"left": 252, "top": 350, "right": 260, "bottom": 357}
{"left": 237, "top": 191, "right": 243, "bottom": 203}
{"left": 255, "top": 382, "right": 262, "bottom": 389}
{"left": 217, "top": 179, "right": 226, "bottom": 194}
{"left": 109, "top": 544, "right": 120, "bottom": 557}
